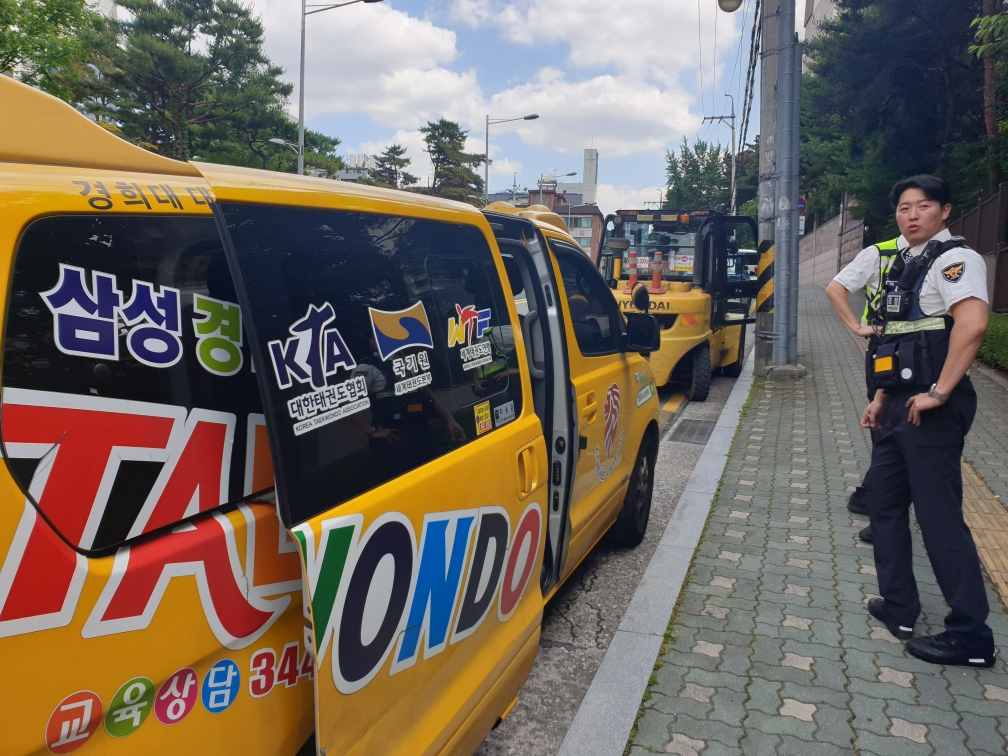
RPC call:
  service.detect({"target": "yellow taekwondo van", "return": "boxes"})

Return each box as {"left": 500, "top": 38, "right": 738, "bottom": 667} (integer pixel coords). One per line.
{"left": 0, "top": 78, "right": 661, "bottom": 756}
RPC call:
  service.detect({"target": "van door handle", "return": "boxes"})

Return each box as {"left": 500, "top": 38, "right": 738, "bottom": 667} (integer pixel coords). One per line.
{"left": 580, "top": 391, "right": 598, "bottom": 424}
{"left": 516, "top": 444, "right": 540, "bottom": 500}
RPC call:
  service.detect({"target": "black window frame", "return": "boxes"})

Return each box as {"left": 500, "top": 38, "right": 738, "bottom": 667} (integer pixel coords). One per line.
{"left": 549, "top": 239, "right": 626, "bottom": 358}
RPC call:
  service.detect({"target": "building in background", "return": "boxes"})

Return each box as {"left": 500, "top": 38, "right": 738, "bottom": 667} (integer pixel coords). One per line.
{"left": 804, "top": 0, "right": 836, "bottom": 40}
{"left": 555, "top": 149, "right": 599, "bottom": 206}
{"left": 336, "top": 154, "right": 376, "bottom": 182}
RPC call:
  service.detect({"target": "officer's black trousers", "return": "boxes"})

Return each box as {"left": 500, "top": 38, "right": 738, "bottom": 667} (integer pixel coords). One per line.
{"left": 866, "top": 378, "right": 994, "bottom": 654}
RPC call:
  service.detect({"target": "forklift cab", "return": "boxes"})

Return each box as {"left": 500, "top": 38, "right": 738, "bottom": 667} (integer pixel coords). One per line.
{"left": 692, "top": 213, "right": 760, "bottom": 329}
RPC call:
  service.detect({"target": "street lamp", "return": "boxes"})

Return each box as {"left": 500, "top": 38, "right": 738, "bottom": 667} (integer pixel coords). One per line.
{"left": 717, "top": 0, "right": 743, "bottom": 11}
{"left": 298, "top": 0, "right": 384, "bottom": 176}
{"left": 485, "top": 113, "right": 539, "bottom": 205}
{"left": 537, "top": 171, "right": 576, "bottom": 205}
{"left": 269, "top": 137, "right": 299, "bottom": 154}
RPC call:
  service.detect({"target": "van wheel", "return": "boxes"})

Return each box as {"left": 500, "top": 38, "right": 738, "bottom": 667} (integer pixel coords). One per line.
{"left": 685, "top": 346, "right": 711, "bottom": 401}
{"left": 722, "top": 327, "right": 746, "bottom": 377}
{"left": 611, "top": 435, "right": 655, "bottom": 547}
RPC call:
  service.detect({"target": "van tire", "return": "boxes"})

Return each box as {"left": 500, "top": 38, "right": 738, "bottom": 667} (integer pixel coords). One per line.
{"left": 685, "top": 346, "right": 712, "bottom": 401}
{"left": 722, "top": 326, "right": 746, "bottom": 377}
{"left": 611, "top": 435, "right": 655, "bottom": 547}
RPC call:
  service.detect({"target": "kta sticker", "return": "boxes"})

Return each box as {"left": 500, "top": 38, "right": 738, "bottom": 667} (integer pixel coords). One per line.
{"left": 941, "top": 261, "right": 965, "bottom": 283}
{"left": 104, "top": 677, "right": 155, "bottom": 737}
{"left": 154, "top": 668, "right": 199, "bottom": 725}
{"left": 201, "top": 659, "right": 241, "bottom": 714}
{"left": 474, "top": 401, "right": 493, "bottom": 436}
{"left": 46, "top": 691, "right": 103, "bottom": 754}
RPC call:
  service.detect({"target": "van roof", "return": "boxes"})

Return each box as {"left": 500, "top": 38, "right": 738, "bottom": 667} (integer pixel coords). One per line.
{"left": 0, "top": 76, "right": 201, "bottom": 177}
{"left": 1, "top": 77, "right": 483, "bottom": 222}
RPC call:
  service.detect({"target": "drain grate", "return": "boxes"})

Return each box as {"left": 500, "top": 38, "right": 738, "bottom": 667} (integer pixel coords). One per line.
{"left": 668, "top": 418, "right": 717, "bottom": 445}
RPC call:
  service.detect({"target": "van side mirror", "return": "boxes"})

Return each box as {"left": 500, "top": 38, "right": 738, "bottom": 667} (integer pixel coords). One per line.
{"left": 631, "top": 281, "right": 650, "bottom": 312}
{"left": 625, "top": 313, "right": 661, "bottom": 354}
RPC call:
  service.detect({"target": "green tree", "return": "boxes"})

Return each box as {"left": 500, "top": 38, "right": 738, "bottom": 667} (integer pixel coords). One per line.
{"left": 664, "top": 138, "right": 730, "bottom": 212}
{"left": 372, "top": 144, "right": 418, "bottom": 189}
{"left": 802, "top": 0, "right": 995, "bottom": 236}
{"left": 0, "top": 0, "right": 97, "bottom": 96}
{"left": 419, "top": 119, "right": 485, "bottom": 202}
{"left": 87, "top": 0, "right": 290, "bottom": 162}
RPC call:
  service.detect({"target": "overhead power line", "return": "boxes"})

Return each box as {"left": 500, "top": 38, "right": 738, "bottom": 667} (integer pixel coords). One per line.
{"left": 738, "top": 0, "right": 761, "bottom": 155}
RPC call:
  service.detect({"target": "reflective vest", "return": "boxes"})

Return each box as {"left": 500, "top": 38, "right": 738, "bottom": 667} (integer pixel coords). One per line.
{"left": 869, "top": 236, "right": 967, "bottom": 392}
{"left": 862, "top": 237, "right": 902, "bottom": 325}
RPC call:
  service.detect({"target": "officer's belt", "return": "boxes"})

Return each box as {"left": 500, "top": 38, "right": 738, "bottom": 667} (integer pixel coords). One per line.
{"left": 883, "top": 316, "right": 947, "bottom": 336}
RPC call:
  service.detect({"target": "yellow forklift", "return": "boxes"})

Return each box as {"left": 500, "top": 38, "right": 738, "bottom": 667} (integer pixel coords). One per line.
{"left": 598, "top": 209, "right": 759, "bottom": 400}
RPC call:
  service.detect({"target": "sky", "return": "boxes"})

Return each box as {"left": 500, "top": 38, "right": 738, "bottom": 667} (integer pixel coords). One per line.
{"left": 247, "top": 0, "right": 767, "bottom": 215}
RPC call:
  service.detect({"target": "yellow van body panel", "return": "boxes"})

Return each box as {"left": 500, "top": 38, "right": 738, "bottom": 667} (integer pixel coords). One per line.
{"left": 1, "top": 77, "right": 659, "bottom": 756}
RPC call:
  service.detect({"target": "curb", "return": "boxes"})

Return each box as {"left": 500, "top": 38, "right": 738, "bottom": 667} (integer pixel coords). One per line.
{"left": 556, "top": 349, "right": 756, "bottom": 756}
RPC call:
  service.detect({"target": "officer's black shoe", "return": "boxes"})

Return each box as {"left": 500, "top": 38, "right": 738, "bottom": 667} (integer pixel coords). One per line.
{"left": 866, "top": 598, "right": 913, "bottom": 640}
{"left": 847, "top": 486, "right": 869, "bottom": 515}
{"left": 905, "top": 632, "right": 996, "bottom": 668}
{"left": 858, "top": 525, "right": 873, "bottom": 543}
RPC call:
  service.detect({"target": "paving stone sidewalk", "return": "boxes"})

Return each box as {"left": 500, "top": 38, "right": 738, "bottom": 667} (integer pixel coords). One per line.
{"left": 629, "top": 286, "right": 1008, "bottom": 756}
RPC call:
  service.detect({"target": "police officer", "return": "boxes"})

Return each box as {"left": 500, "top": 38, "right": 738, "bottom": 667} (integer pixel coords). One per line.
{"left": 826, "top": 234, "right": 907, "bottom": 542}
{"left": 862, "top": 175, "right": 994, "bottom": 666}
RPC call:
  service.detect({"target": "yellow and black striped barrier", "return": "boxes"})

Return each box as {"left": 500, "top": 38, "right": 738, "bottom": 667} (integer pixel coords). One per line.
{"left": 756, "top": 239, "right": 774, "bottom": 313}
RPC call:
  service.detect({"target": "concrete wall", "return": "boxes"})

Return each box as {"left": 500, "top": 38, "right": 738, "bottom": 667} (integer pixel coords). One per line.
{"left": 798, "top": 213, "right": 864, "bottom": 288}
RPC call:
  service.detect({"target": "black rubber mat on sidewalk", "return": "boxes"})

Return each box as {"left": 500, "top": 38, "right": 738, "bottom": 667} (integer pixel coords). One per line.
{"left": 667, "top": 418, "right": 716, "bottom": 445}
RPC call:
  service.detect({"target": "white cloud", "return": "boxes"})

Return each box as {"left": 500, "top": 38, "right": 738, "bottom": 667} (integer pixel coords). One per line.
{"left": 450, "top": 0, "right": 740, "bottom": 91}
{"left": 489, "top": 68, "right": 699, "bottom": 158}
{"left": 252, "top": 0, "right": 484, "bottom": 129}
{"left": 596, "top": 184, "right": 667, "bottom": 216}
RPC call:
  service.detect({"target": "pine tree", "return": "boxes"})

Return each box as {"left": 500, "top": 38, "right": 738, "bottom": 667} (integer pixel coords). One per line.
{"left": 420, "top": 119, "right": 485, "bottom": 202}
{"left": 664, "top": 138, "right": 731, "bottom": 212}
{"left": 370, "top": 144, "right": 417, "bottom": 189}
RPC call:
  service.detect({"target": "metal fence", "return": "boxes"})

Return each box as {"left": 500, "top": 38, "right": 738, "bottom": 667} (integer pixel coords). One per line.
{"left": 949, "top": 183, "right": 1008, "bottom": 312}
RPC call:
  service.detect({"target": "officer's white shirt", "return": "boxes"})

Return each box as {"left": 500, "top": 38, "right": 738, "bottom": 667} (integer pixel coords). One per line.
{"left": 903, "top": 228, "right": 988, "bottom": 317}
{"left": 833, "top": 229, "right": 988, "bottom": 319}
{"left": 832, "top": 236, "right": 907, "bottom": 324}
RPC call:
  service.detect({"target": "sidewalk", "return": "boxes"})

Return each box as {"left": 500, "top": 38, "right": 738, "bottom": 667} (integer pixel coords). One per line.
{"left": 629, "top": 286, "right": 1008, "bottom": 755}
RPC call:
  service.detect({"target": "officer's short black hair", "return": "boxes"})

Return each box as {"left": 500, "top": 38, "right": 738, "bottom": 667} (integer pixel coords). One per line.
{"left": 890, "top": 175, "right": 952, "bottom": 209}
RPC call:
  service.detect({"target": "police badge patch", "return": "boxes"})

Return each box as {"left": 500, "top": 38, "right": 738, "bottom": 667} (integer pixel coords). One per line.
{"left": 941, "top": 261, "right": 965, "bottom": 283}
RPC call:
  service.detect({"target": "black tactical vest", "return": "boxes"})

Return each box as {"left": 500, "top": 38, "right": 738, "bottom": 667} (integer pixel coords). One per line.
{"left": 868, "top": 236, "right": 967, "bottom": 393}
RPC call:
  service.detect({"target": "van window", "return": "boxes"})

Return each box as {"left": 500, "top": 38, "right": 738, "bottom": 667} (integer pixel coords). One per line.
{"left": 219, "top": 204, "right": 523, "bottom": 527}
{"left": 552, "top": 241, "right": 622, "bottom": 356}
{"left": 1, "top": 215, "right": 267, "bottom": 553}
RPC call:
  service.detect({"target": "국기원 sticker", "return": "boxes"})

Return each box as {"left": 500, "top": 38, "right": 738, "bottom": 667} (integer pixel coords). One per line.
{"left": 201, "top": 659, "right": 240, "bottom": 714}
{"left": 45, "top": 691, "right": 103, "bottom": 754}
{"left": 474, "top": 401, "right": 493, "bottom": 435}
{"left": 154, "top": 668, "right": 199, "bottom": 725}
{"left": 104, "top": 677, "right": 155, "bottom": 737}
{"left": 493, "top": 400, "right": 516, "bottom": 427}
{"left": 369, "top": 301, "right": 435, "bottom": 360}
{"left": 447, "top": 303, "right": 493, "bottom": 371}
{"left": 369, "top": 302, "right": 436, "bottom": 396}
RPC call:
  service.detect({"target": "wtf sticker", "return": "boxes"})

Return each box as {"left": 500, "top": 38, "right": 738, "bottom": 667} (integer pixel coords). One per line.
{"left": 201, "top": 659, "right": 240, "bottom": 713}
{"left": 154, "top": 668, "right": 199, "bottom": 725}
{"left": 45, "top": 691, "right": 103, "bottom": 754}
{"left": 104, "top": 677, "right": 155, "bottom": 737}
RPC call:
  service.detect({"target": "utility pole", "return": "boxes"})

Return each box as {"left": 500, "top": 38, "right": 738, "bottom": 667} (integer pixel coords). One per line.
{"left": 752, "top": 0, "right": 802, "bottom": 375}
{"left": 701, "top": 94, "right": 737, "bottom": 214}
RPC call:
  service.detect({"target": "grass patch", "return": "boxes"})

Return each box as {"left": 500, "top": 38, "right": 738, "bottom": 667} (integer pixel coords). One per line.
{"left": 979, "top": 312, "right": 1008, "bottom": 373}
